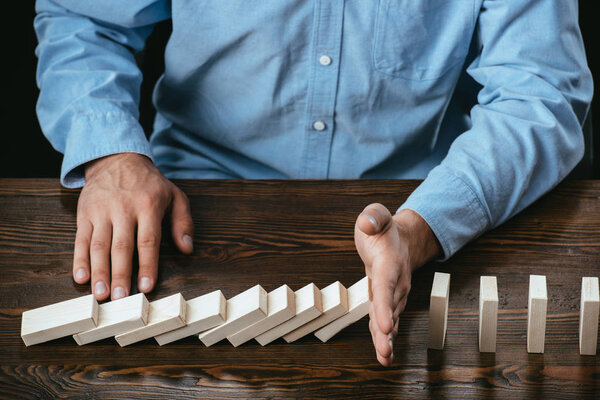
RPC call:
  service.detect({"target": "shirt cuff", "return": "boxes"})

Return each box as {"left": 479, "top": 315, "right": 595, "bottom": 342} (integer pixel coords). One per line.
{"left": 397, "top": 168, "right": 491, "bottom": 261}
{"left": 60, "top": 112, "right": 153, "bottom": 188}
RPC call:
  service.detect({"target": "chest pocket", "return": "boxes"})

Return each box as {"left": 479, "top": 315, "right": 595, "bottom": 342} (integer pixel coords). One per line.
{"left": 373, "top": 0, "right": 476, "bottom": 81}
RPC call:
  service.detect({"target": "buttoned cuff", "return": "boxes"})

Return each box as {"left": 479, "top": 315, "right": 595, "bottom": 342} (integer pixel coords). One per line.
{"left": 397, "top": 168, "right": 491, "bottom": 261}
{"left": 60, "top": 112, "right": 153, "bottom": 188}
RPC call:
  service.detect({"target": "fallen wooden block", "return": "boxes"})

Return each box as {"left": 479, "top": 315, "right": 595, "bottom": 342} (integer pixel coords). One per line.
{"left": 227, "top": 284, "right": 295, "bottom": 347}
{"left": 427, "top": 272, "right": 451, "bottom": 350}
{"left": 73, "top": 293, "right": 149, "bottom": 345}
{"left": 255, "top": 283, "right": 323, "bottom": 346}
{"left": 479, "top": 276, "right": 498, "bottom": 353}
{"left": 527, "top": 275, "right": 547, "bottom": 353}
{"left": 283, "top": 281, "right": 348, "bottom": 343}
{"left": 314, "top": 276, "right": 371, "bottom": 342}
{"left": 21, "top": 294, "right": 99, "bottom": 346}
{"left": 199, "top": 285, "right": 267, "bottom": 347}
{"left": 155, "top": 290, "right": 226, "bottom": 346}
{"left": 580, "top": 277, "right": 599, "bottom": 355}
{"left": 115, "top": 293, "right": 186, "bottom": 347}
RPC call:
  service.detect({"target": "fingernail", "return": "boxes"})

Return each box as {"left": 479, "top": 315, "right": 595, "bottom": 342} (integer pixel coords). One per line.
{"left": 183, "top": 234, "right": 193, "bottom": 250}
{"left": 112, "top": 286, "right": 126, "bottom": 300}
{"left": 139, "top": 277, "right": 152, "bottom": 292}
{"left": 366, "top": 214, "right": 379, "bottom": 230}
{"left": 388, "top": 333, "right": 394, "bottom": 353}
{"left": 94, "top": 281, "right": 107, "bottom": 296}
{"left": 75, "top": 268, "right": 88, "bottom": 281}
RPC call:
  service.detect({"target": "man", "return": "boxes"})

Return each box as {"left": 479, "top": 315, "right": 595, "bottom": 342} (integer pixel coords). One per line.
{"left": 34, "top": 0, "right": 592, "bottom": 366}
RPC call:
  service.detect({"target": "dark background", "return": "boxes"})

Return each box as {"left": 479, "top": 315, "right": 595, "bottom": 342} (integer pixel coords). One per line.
{"left": 2, "top": 2, "right": 598, "bottom": 179}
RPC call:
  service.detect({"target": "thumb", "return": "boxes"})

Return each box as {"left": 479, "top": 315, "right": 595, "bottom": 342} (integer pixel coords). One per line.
{"left": 170, "top": 188, "right": 194, "bottom": 254}
{"left": 357, "top": 203, "right": 393, "bottom": 236}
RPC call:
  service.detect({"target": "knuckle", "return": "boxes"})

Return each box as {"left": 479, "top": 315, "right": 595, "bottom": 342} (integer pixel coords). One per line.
{"left": 112, "top": 237, "right": 133, "bottom": 251}
{"left": 138, "top": 234, "right": 160, "bottom": 249}
{"left": 90, "top": 239, "right": 109, "bottom": 251}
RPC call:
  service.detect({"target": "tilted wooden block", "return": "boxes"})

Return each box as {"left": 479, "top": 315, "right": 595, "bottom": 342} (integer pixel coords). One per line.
{"left": 428, "top": 272, "right": 450, "bottom": 350}
{"left": 227, "top": 284, "right": 295, "bottom": 347}
{"left": 479, "top": 276, "right": 498, "bottom": 353}
{"left": 579, "top": 277, "right": 599, "bottom": 355}
{"left": 527, "top": 275, "right": 547, "bottom": 353}
{"left": 256, "top": 283, "right": 323, "bottom": 346}
{"left": 73, "top": 293, "right": 149, "bottom": 345}
{"left": 115, "top": 293, "right": 186, "bottom": 347}
{"left": 314, "top": 276, "right": 371, "bottom": 343}
{"left": 155, "top": 290, "right": 226, "bottom": 346}
{"left": 21, "top": 294, "right": 99, "bottom": 346}
{"left": 199, "top": 285, "right": 267, "bottom": 347}
{"left": 284, "top": 281, "right": 348, "bottom": 343}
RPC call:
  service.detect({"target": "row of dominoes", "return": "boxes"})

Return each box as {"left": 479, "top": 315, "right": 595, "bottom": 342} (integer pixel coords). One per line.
{"left": 21, "top": 276, "right": 372, "bottom": 347}
{"left": 428, "top": 272, "right": 600, "bottom": 355}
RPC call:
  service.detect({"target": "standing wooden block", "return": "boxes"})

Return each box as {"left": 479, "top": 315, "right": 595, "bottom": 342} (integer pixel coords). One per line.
{"left": 314, "top": 276, "right": 371, "bottom": 343}
{"left": 73, "top": 293, "right": 150, "bottom": 345}
{"left": 227, "top": 285, "right": 295, "bottom": 347}
{"left": 155, "top": 290, "right": 226, "bottom": 346}
{"left": 115, "top": 293, "right": 186, "bottom": 347}
{"left": 527, "top": 275, "right": 547, "bottom": 354}
{"left": 580, "top": 277, "right": 599, "bottom": 355}
{"left": 479, "top": 276, "right": 498, "bottom": 353}
{"left": 427, "top": 272, "right": 450, "bottom": 350}
{"left": 283, "top": 281, "right": 348, "bottom": 343}
{"left": 21, "top": 294, "right": 99, "bottom": 346}
{"left": 199, "top": 285, "right": 267, "bottom": 347}
{"left": 256, "top": 283, "right": 323, "bottom": 346}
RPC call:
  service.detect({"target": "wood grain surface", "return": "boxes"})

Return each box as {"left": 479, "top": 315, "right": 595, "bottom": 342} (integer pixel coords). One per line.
{"left": 0, "top": 178, "right": 598, "bottom": 399}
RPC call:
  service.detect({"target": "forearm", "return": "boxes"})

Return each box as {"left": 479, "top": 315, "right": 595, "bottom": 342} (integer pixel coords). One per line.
{"left": 34, "top": 0, "right": 170, "bottom": 188}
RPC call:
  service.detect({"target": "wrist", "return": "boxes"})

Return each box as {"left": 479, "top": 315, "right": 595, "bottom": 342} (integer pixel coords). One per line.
{"left": 392, "top": 209, "right": 441, "bottom": 271}
{"left": 84, "top": 153, "right": 152, "bottom": 181}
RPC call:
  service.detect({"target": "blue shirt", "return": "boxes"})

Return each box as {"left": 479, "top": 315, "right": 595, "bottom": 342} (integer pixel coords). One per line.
{"left": 34, "top": 0, "right": 592, "bottom": 259}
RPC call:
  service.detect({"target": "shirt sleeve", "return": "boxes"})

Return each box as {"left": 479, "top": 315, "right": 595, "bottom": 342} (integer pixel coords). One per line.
{"left": 398, "top": 0, "right": 593, "bottom": 259}
{"left": 34, "top": 0, "right": 171, "bottom": 188}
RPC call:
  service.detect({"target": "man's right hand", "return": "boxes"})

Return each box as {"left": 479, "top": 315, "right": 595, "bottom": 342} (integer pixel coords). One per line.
{"left": 72, "top": 153, "right": 194, "bottom": 301}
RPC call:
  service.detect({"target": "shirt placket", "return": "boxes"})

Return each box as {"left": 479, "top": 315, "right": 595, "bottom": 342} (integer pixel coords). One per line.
{"left": 300, "top": 0, "right": 345, "bottom": 179}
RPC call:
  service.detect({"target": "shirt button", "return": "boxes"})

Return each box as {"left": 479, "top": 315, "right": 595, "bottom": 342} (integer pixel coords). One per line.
{"left": 313, "top": 120, "right": 326, "bottom": 131}
{"left": 319, "top": 55, "right": 332, "bottom": 66}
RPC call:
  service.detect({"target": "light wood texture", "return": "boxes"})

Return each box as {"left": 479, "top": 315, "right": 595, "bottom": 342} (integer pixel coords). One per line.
{"left": 21, "top": 294, "right": 99, "bottom": 346}
{"left": 115, "top": 293, "right": 186, "bottom": 347}
{"left": 427, "top": 272, "right": 451, "bottom": 350}
{"left": 579, "top": 277, "right": 599, "bottom": 355}
{"left": 227, "top": 285, "right": 295, "bottom": 347}
{"left": 527, "top": 275, "right": 548, "bottom": 353}
{"left": 73, "top": 293, "right": 149, "bottom": 345}
{"left": 155, "top": 290, "right": 226, "bottom": 346}
{"left": 284, "top": 281, "right": 348, "bottom": 343}
{"left": 478, "top": 276, "right": 498, "bottom": 353}
{"left": 314, "top": 276, "right": 371, "bottom": 342}
{"left": 199, "top": 285, "right": 267, "bottom": 347}
{"left": 256, "top": 283, "right": 323, "bottom": 346}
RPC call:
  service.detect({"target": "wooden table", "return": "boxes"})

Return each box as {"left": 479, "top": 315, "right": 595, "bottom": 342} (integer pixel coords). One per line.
{"left": 0, "top": 179, "right": 598, "bottom": 399}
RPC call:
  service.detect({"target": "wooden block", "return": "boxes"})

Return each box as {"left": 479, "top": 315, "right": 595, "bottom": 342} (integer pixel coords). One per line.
{"left": 256, "top": 283, "right": 323, "bottom": 346}
{"left": 155, "top": 290, "right": 226, "bottom": 346}
{"left": 427, "top": 272, "right": 450, "bottom": 350}
{"left": 283, "top": 281, "right": 348, "bottom": 343}
{"left": 73, "top": 293, "right": 149, "bottom": 345}
{"left": 314, "top": 276, "right": 371, "bottom": 342}
{"left": 227, "top": 285, "right": 295, "bottom": 347}
{"left": 527, "top": 275, "right": 547, "bottom": 353}
{"left": 115, "top": 293, "right": 186, "bottom": 347}
{"left": 21, "top": 294, "right": 99, "bottom": 346}
{"left": 580, "top": 277, "right": 599, "bottom": 355}
{"left": 479, "top": 276, "right": 498, "bottom": 353}
{"left": 199, "top": 285, "right": 267, "bottom": 347}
